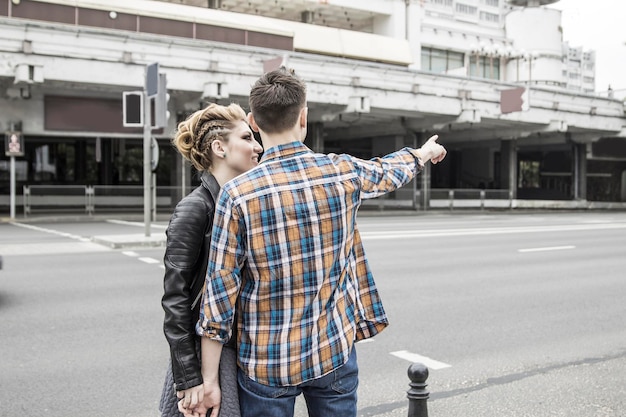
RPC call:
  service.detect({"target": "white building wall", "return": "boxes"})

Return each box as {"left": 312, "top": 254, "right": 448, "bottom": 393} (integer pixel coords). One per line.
{"left": 505, "top": 7, "right": 564, "bottom": 86}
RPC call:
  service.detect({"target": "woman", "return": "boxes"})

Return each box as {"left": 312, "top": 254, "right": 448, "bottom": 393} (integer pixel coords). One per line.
{"left": 160, "top": 102, "right": 263, "bottom": 417}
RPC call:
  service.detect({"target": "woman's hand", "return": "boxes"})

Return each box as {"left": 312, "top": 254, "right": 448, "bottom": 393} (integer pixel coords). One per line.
{"left": 177, "top": 384, "right": 204, "bottom": 417}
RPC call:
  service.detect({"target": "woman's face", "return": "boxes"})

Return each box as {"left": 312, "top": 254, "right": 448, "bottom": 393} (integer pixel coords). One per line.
{"left": 223, "top": 120, "right": 263, "bottom": 174}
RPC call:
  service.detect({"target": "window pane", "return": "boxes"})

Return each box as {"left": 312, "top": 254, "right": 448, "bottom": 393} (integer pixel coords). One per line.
{"left": 430, "top": 49, "right": 447, "bottom": 73}
{"left": 448, "top": 51, "right": 464, "bottom": 70}
{"left": 421, "top": 48, "right": 432, "bottom": 71}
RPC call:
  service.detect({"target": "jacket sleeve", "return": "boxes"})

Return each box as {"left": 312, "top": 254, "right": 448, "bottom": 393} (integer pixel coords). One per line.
{"left": 162, "top": 195, "right": 212, "bottom": 391}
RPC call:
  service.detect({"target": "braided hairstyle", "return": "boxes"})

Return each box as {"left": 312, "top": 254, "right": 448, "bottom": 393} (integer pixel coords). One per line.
{"left": 172, "top": 103, "right": 247, "bottom": 171}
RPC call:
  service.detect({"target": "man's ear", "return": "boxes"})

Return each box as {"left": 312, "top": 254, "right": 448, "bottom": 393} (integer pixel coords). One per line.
{"left": 299, "top": 107, "right": 308, "bottom": 129}
{"left": 247, "top": 112, "right": 260, "bottom": 132}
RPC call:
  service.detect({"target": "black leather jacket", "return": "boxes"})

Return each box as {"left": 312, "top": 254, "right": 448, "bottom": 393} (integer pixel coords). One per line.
{"left": 162, "top": 172, "right": 220, "bottom": 391}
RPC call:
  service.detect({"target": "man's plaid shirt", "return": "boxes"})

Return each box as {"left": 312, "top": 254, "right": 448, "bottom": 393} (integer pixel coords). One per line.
{"left": 197, "top": 141, "right": 424, "bottom": 386}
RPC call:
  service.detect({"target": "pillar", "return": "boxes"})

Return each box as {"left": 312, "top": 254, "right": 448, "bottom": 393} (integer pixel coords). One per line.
{"left": 500, "top": 139, "right": 518, "bottom": 199}
{"left": 572, "top": 140, "right": 587, "bottom": 200}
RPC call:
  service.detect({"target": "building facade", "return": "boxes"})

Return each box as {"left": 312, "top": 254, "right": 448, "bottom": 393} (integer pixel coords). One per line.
{"left": 1, "top": 0, "right": 625, "bottom": 215}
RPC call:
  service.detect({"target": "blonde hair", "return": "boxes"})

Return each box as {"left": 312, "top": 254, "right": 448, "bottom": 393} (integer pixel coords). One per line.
{"left": 172, "top": 103, "right": 247, "bottom": 171}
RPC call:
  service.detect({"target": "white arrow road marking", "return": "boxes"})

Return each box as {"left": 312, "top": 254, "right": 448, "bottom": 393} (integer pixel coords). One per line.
{"left": 390, "top": 350, "right": 451, "bottom": 370}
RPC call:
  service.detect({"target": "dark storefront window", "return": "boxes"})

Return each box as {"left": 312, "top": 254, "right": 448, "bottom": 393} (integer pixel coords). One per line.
{"left": 517, "top": 149, "right": 572, "bottom": 200}
{"left": 1, "top": 136, "right": 176, "bottom": 189}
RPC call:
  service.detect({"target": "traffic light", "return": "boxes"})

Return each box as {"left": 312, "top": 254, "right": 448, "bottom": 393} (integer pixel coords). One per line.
{"left": 152, "top": 73, "right": 170, "bottom": 129}
{"left": 123, "top": 91, "right": 144, "bottom": 127}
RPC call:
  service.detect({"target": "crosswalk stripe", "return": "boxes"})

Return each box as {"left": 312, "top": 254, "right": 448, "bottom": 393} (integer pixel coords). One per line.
{"left": 390, "top": 350, "right": 451, "bottom": 370}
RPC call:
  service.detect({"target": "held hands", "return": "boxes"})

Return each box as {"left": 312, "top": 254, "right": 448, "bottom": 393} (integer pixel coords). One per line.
{"left": 177, "top": 380, "right": 221, "bottom": 417}
{"left": 419, "top": 135, "right": 447, "bottom": 165}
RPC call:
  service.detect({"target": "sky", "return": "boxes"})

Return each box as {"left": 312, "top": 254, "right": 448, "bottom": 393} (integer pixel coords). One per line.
{"left": 547, "top": 0, "right": 626, "bottom": 93}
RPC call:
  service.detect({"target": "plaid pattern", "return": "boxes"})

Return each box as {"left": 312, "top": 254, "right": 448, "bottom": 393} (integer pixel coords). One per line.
{"left": 197, "top": 142, "right": 423, "bottom": 386}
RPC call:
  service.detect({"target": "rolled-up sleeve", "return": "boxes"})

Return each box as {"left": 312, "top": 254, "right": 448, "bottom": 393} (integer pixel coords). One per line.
{"left": 196, "top": 189, "right": 246, "bottom": 344}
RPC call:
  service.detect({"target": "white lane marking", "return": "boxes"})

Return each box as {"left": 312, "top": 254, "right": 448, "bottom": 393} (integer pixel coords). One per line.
{"left": 0, "top": 241, "right": 109, "bottom": 256}
{"left": 356, "top": 339, "right": 375, "bottom": 344}
{"left": 390, "top": 350, "right": 451, "bottom": 370}
{"left": 122, "top": 251, "right": 140, "bottom": 257}
{"left": 518, "top": 245, "right": 576, "bottom": 253}
{"left": 360, "top": 222, "right": 626, "bottom": 240}
{"left": 138, "top": 257, "right": 160, "bottom": 264}
{"left": 5, "top": 222, "right": 109, "bottom": 255}
{"left": 10, "top": 222, "right": 86, "bottom": 240}
{"left": 107, "top": 219, "right": 167, "bottom": 230}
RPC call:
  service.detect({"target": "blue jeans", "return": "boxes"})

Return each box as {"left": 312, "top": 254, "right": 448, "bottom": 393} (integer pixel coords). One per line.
{"left": 238, "top": 347, "right": 358, "bottom": 417}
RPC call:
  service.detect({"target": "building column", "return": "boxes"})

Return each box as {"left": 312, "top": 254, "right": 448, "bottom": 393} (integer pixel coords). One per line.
{"left": 500, "top": 139, "right": 518, "bottom": 199}
{"left": 572, "top": 140, "right": 587, "bottom": 200}
{"left": 406, "top": 132, "right": 430, "bottom": 210}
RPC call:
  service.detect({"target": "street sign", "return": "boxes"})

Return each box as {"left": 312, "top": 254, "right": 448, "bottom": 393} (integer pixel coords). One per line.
{"left": 123, "top": 91, "right": 144, "bottom": 127}
{"left": 146, "top": 62, "right": 159, "bottom": 98}
{"left": 500, "top": 87, "right": 530, "bottom": 114}
{"left": 5, "top": 131, "right": 24, "bottom": 157}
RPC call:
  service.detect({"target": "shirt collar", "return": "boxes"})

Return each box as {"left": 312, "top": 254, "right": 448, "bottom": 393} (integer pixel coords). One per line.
{"left": 260, "top": 141, "right": 312, "bottom": 163}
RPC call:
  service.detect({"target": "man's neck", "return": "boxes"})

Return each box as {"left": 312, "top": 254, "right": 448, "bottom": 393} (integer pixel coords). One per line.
{"left": 260, "top": 131, "right": 302, "bottom": 150}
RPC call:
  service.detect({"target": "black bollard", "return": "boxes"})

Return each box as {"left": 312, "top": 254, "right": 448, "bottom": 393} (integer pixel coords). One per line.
{"left": 407, "top": 362, "right": 429, "bottom": 417}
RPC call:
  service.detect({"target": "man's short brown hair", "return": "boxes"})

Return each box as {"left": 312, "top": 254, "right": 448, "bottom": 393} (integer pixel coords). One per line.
{"left": 249, "top": 67, "right": 306, "bottom": 134}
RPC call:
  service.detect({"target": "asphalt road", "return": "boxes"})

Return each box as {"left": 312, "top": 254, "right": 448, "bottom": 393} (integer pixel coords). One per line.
{"left": 0, "top": 211, "right": 625, "bottom": 417}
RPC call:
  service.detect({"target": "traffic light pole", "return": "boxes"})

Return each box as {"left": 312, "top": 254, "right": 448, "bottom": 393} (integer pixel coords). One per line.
{"left": 143, "top": 90, "right": 152, "bottom": 237}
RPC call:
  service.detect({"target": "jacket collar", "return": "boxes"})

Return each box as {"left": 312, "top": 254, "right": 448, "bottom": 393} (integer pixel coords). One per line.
{"left": 200, "top": 171, "right": 221, "bottom": 202}
{"left": 260, "top": 141, "right": 312, "bottom": 163}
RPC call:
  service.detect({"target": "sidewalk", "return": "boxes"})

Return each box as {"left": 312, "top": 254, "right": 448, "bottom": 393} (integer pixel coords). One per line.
{"left": 1, "top": 208, "right": 425, "bottom": 250}
{"left": 0, "top": 211, "right": 171, "bottom": 249}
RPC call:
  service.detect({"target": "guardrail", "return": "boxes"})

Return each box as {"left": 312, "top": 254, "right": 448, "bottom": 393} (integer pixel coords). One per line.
{"left": 429, "top": 189, "right": 513, "bottom": 210}
{"left": 17, "top": 185, "right": 622, "bottom": 216}
{"left": 22, "top": 185, "right": 185, "bottom": 216}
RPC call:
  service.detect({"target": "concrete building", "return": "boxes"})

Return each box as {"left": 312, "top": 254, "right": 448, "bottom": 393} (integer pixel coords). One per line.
{"left": 1, "top": 0, "right": 625, "bottom": 215}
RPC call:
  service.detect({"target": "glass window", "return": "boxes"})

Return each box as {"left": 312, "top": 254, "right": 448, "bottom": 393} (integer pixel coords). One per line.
{"left": 519, "top": 160, "right": 540, "bottom": 188}
{"left": 479, "top": 11, "right": 499, "bottom": 23}
{"left": 430, "top": 48, "right": 448, "bottom": 73}
{"left": 469, "top": 55, "right": 500, "bottom": 80}
{"left": 422, "top": 47, "right": 465, "bottom": 73}
{"left": 456, "top": 3, "right": 477, "bottom": 14}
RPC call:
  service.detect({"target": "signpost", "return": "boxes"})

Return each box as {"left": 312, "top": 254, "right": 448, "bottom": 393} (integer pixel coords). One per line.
{"left": 5, "top": 131, "right": 24, "bottom": 219}
{"left": 123, "top": 62, "right": 168, "bottom": 237}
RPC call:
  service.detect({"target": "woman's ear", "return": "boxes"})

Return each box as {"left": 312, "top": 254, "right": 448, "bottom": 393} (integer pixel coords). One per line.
{"left": 247, "top": 112, "right": 260, "bottom": 132}
{"left": 211, "top": 139, "right": 225, "bottom": 157}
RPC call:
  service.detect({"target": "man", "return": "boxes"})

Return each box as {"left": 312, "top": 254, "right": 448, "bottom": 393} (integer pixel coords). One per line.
{"left": 191, "top": 68, "right": 446, "bottom": 417}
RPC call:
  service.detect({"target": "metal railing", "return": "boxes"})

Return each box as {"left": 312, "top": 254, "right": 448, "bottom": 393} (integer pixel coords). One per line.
{"left": 22, "top": 185, "right": 185, "bottom": 216}
{"left": 21, "top": 185, "right": 517, "bottom": 215}
{"left": 22, "top": 185, "right": 620, "bottom": 216}
{"left": 428, "top": 189, "right": 513, "bottom": 210}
